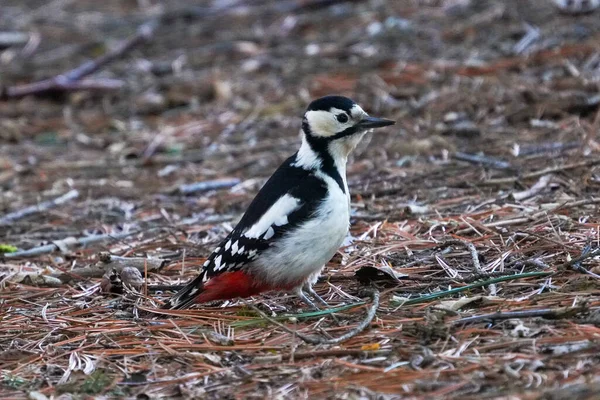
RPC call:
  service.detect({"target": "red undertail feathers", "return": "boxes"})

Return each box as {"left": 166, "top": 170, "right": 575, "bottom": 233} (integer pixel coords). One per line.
{"left": 163, "top": 271, "right": 272, "bottom": 309}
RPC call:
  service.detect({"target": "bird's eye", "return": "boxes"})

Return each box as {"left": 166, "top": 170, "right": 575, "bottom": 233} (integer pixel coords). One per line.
{"left": 336, "top": 113, "right": 349, "bottom": 123}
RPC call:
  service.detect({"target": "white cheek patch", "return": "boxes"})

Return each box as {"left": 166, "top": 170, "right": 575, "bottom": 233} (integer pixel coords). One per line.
{"left": 305, "top": 110, "right": 338, "bottom": 137}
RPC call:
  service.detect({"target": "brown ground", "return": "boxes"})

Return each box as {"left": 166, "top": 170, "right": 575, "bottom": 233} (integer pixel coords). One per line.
{"left": 1, "top": 1, "right": 600, "bottom": 399}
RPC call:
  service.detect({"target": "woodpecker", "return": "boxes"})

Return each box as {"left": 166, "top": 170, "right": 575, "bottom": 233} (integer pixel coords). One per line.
{"left": 163, "top": 95, "right": 395, "bottom": 310}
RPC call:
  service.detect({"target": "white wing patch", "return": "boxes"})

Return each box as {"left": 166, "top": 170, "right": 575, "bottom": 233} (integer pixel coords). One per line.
{"left": 244, "top": 194, "right": 302, "bottom": 239}
{"left": 214, "top": 255, "right": 222, "bottom": 270}
{"left": 225, "top": 240, "right": 231, "bottom": 251}
{"left": 274, "top": 215, "right": 288, "bottom": 226}
{"left": 264, "top": 226, "right": 275, "bottom": 240}
{"left": 231, "top": 241, "right": 238, "bottom": 254}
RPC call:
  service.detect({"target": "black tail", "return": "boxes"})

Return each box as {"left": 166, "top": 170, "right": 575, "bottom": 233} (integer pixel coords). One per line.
{"left": 161, "top": 275, "right": 204, "bottom": 310}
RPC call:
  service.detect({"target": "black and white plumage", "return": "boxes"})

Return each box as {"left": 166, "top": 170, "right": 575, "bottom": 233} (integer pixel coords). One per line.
{"left": 163, "top": 95, "right": 395, "bottom": 310}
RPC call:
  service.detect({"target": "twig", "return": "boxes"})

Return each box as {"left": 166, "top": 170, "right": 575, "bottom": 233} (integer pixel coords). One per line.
{"left": 172, "top": 178, "right": 241, "bottom": 195}
{"left": 452, "top": 152, "right": 512, "bottom": 170}
{"left": 391, "top": 272, "right": 552, "bottom": 306}
{"left": 244, "top": 288, "right": 379, "bottom": 345}
{"left": 3, "top": 230, "right": 140, "bottom": 258}
{"left": 0, "top": 32, "right": 30, "bottom": 48}
{"left": 1, "top": 22, "right": 156, "bottom": 99}
{"left": 9, "top": 79, "right": 125, "bottom": 96}
{"left": 0, "top": 189, "right": 79, "bottom": 225}
{"left": 510, "top": 174, "right": 553, "bottom": 201}
{"left": 482, "top": 158, "right": 600, "bottom": 186}
{"left": 453, "top": 306, "right": 586, "bottom": 325}
{"left": 5, "top": 252, "right": 166, "bottom": 286}
{"left": 513, "top": 23, "right": 540, "bottom": 55}
{"left": 57, "top": 252, "right": 166, "bottom": 282}
{"left": 439, "top": 239, "right": 482, "bottom": 273}
{"left": 514, "top": 141, "right": 580, "bottom": 157}
{"left": 456, "top": 197, "right": 600, "bottom": 235}
{"left": 558, "top": 246, "right": 600, "bottom": 277}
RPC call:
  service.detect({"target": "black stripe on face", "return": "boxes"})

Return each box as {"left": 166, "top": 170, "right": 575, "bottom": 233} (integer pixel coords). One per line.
{"left": 330, "top": 125, "right": 360, "bottom": 140}
{"left": 302, "top": 119, "right": 346, "bottom": 193}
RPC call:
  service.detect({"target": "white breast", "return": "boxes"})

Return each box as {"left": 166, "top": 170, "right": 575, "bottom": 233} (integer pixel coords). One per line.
{"left": 253, "top": 173, "right": 350, "bottom": 288}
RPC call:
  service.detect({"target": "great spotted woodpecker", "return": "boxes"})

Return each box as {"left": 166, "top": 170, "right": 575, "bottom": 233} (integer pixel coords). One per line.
{"left": 163, "top": 95, "right": 394, "bottom": 310}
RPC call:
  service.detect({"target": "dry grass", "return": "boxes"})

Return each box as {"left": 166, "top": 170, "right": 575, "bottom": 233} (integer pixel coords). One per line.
{"left": 1, "top": 0, "right": 600, "bottom": 398}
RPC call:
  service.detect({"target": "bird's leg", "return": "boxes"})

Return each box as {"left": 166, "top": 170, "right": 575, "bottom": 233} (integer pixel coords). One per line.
{"left": 295, "top": 287, "right": 320, "bottom": 311}
{"left": 304, "top": 283, "right": 329, "bottom": 307}
{"left": 303, "top": 283, "right": 342, "bottom": 325}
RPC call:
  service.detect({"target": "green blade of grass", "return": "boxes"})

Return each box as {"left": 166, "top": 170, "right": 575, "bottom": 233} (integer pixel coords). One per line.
{"left": 231, "top": 272, "right": 552, "bottom": 327}
{"left": 231, "top": 301, "right": 366, "bottom": 327}
{"left": 391, "top": 271, "right": 553, "bottom": 306}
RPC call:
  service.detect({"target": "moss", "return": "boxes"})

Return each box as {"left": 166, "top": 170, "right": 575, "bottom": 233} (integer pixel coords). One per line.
{"left": 0, "top": 244, "right": 17, "bottom": 254}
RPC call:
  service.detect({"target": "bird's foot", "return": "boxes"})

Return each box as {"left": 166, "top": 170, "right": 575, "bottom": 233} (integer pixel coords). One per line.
{"left": 296, "top": 289, "right": 321, "bottom": 311}
{"left": 304, "top": 284, "right": 329, "bottom": 308}
{"left": 296, "top": 285, "right": 341, "bottom": 325}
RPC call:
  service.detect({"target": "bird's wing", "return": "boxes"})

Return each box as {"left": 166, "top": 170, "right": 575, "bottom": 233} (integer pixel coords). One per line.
{"left": 163, "top": 154, "right": 328, "bottom": 309}
{"left": 203, "top": 155, "right": 329, "bottom": 279}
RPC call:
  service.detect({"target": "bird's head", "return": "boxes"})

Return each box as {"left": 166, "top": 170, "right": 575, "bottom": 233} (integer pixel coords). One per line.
{"left": 299, "top": 95, "right": 395, "bottom": 164}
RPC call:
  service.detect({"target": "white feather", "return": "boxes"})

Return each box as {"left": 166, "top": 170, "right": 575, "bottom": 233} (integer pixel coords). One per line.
{"left": 264, "top": 226, "right": 275, "bottom": 240}
{"left": 252, "top": 172, "right": 350, "bottom": 287}
{"left": 292, "top": 136, "right": 321, "bottom": 170}
{"left": 244, "top": 194, "right": 302, "bottom": 238}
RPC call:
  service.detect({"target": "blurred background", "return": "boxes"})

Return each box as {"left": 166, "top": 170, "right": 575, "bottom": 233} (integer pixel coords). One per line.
{"left": 1, "top": 0, "right": 599, "bottom": 231}
{"left": 2, "top": 1, "right": 600, "bottom": 398}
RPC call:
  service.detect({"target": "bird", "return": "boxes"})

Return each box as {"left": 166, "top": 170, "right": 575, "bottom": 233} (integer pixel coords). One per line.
{"left": 162, "top": 95, "right": 395, "bottom": 310}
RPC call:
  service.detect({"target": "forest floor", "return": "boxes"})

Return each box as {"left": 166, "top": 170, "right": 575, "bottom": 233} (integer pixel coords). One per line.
{"left": 1, "top": 1, "right": 600, "bottom": 399}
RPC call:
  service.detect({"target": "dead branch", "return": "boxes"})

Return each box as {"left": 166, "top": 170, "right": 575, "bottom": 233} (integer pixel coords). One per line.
{"left": 452, "top": 152, "right": 512, "bottom": 170}
{"left": 453, "top": 306, "right": 587, "bottom": 325}
{"left": 482, "top": 158, "right": 600, "bottom": 186}
{"left": 456, "top": 197, "right": 600, "bottom": 235}
{"left": 0, "top": 189, "right": 79, "bottom": 225}
{"left": 3, "top": 230, "right": 140, "bottom": 259}
{"left": 510, "top": 174, "right": 553, "bottom": 201}
{"left": 0, "top": 32, "right": 30, "bottom": 48}
{"left": 4, "top": 252, "right": 166, "bottom": 286}
{"left": 1, "top": 22, "right": 156, "bottom": 99}
{"left": 170, "top": 178, "right": 241, "bottom": 195}
{"left": 6, "top": 79, "right": 124, "bottom": 97}
{"left": 245, "top": 288, "right": 379, "bottom": 345}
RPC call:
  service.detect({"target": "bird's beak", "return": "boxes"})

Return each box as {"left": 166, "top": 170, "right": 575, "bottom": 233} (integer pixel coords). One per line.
{"left": 358, "top": 116, "right": 396, "bottom": 129}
